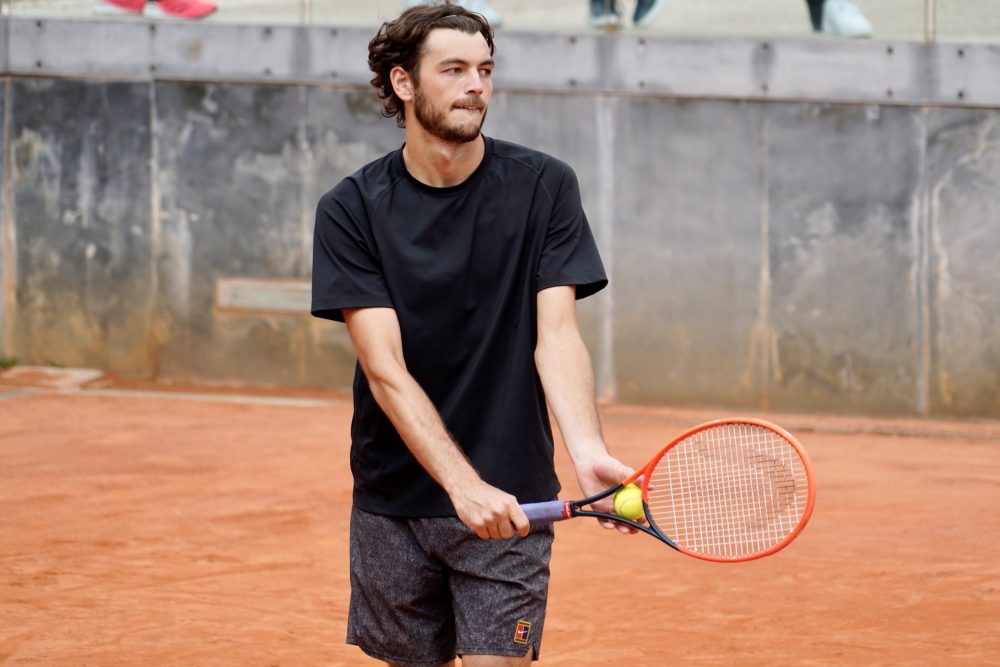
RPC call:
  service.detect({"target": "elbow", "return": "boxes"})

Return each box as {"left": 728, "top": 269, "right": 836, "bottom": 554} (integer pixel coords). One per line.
{"left": 533, "top": 339, "right": 548, "bottom": 371}
{"left": 534, "top": 336, "right": 561, "bottom": 376}
{"left": 358, "top": 353, "right": 407, "bottom": 402}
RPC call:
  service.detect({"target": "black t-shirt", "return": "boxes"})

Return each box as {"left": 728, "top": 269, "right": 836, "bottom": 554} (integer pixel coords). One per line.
{"left": 311, "top": 136, "right": 607, "bottom": 517}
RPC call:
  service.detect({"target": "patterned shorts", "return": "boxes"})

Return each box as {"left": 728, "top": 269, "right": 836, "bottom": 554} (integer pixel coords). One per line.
{"left": 347, "top": 506, "right": 555, "bottom": 667}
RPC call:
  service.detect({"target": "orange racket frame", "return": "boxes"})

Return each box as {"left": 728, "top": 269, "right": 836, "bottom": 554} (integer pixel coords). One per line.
{"left": 521, "top": 418, "right": 816, "bottom": 562}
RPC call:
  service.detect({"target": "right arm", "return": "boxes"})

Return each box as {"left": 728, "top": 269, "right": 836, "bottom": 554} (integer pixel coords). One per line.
{"left": 342, "top": 306, "right": 529, "bottom": 539}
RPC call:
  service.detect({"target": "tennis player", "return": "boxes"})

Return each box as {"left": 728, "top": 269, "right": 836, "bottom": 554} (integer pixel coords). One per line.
{"left": 311, "top": 3, "right": 634, "bottom": 665}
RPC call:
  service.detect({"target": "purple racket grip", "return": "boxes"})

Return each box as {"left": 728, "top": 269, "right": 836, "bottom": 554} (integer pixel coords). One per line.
{"left": 520, "top": 500, "right": 571, "bottom": 523}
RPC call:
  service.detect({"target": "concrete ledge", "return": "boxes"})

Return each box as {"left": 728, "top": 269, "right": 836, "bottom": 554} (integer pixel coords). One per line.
{"left": 215, "top": 278, "right": 311, "bottom": 314}
{"left": 0, "top": 366, "right": 104, "bottom": 391}
{"left": 5, "top": 17, "right": 1000, "bottom": 107}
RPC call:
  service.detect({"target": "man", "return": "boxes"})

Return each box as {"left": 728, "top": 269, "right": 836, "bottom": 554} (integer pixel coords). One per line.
{"left": 311, "top": 3, "right": 634, "bottom": 665}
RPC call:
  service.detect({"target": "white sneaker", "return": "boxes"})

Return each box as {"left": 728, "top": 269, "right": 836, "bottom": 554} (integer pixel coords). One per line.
{"left": 820, "top": 0, "right": 873, "bottom": 38}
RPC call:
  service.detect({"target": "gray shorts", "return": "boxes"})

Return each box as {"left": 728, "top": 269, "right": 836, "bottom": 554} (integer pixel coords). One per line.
{"left": 347, "top": 506, "right": 555, "bottom": 667}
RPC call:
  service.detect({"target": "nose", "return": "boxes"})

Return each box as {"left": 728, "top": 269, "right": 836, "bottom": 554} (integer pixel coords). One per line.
{"left": 466, "top": 70, "right": 486, "bottom": 95}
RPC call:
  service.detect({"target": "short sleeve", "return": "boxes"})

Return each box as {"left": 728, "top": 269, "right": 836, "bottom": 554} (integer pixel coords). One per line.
{"left": 311, "top": 184, "right": 394, "bottom": 322}
{"left": 535, "top": 165, "right": 608, "bottom": 300}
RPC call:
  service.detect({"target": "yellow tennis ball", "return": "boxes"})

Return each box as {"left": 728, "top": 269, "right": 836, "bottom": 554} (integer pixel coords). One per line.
{"left": 613, "top": 483, "right": 644, "bottom": 521}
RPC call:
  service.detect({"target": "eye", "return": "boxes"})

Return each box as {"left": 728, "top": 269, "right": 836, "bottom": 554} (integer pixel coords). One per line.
{"left": 479, "top": 68, "right": 493, "bottom": 77}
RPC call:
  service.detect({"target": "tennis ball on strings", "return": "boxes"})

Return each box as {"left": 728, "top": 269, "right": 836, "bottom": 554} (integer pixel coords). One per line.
{"left": 613, "top": 483, "right": 644, "bottom": 521}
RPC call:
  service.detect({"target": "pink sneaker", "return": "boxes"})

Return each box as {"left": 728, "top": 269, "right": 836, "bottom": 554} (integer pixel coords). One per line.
{"left": 144, "top": 0, "right": 218, "bottom": 19}
{"left": 93, "top": 0, "right": 145, "bottom": 14}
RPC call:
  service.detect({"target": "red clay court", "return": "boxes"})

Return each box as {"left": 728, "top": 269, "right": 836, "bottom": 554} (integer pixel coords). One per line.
{"left": 2, "top": 370, "right": 999, "bottom": 665}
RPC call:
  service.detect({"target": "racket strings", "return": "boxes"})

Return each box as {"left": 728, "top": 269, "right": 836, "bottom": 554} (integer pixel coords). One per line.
{"left": 645, "top": 423, "right": 810, "bottom": 559}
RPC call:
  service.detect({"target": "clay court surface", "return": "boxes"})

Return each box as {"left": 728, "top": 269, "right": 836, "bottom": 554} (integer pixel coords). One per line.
{"left": 2, "top": 374, "right": 999, "bottom": 666}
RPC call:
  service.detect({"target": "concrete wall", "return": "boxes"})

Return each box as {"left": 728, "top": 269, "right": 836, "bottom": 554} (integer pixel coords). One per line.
{"left": 3, "top": 18, "right": 999, "bottom": 417}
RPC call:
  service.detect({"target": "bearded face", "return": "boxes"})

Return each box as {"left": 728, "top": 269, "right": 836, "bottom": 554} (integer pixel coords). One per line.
{"left": 412, "top": 84, "right": 488, "bottom": 144}
{"left": 400, "top": 28, "right": 494, "bottom": 144}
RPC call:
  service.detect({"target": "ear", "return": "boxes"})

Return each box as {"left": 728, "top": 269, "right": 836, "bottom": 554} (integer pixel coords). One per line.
{"left": 390, "top": 66, "right": 415, "bottom": 103}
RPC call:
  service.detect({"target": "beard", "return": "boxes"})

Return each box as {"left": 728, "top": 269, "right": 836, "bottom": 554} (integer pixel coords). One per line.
{"left": 412, "top": 86, "right": 487, "bottom": 144}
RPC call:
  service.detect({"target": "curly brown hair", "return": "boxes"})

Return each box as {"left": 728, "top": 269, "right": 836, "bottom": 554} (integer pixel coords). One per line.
{"left": 368, "top": 1, "right": 496, "bottom": 128}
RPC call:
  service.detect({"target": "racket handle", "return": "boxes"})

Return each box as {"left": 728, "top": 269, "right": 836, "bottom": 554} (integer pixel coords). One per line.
{"left": 521, "top": 500, "right": 572, "bottom": 523}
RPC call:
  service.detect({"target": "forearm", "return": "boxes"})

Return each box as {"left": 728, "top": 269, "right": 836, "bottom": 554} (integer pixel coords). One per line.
{"left": 534, "top": 287, "right": 635, "bottom": 530}
{"left": 343, "top": 306, "right": 529, "bottom": 539}
{"left": 364, "top": 360, "right": 481, "bottom": 495}
{"left": 534, "top": 325, "right": 608, "bottom": 466}
{"left": 343, "top": 307, "right": 481, "bottom": 495}
{"left": 364, "top": 358, "right": 528, "bottom": 538}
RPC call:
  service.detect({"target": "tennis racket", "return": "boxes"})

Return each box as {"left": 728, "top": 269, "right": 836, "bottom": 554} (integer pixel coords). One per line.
{"left": 521, "top": 418, "right": 816, "bottom": 562}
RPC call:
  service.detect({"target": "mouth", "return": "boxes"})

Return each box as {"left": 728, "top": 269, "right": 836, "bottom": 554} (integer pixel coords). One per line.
{"left": 453, "top": 99, "right": 485, "bottom": 113}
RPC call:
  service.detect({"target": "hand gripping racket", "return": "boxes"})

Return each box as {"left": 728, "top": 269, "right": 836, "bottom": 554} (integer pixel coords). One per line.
{"left": 521, "top": 418, "right": 816, "bottom": 562}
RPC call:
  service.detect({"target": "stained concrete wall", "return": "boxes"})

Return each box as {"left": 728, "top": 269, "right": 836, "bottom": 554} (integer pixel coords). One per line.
{"left": 3, "top": 19, "right": 999, "bottom": 418}
{"left": 10, "top": 79, "right": 154, "bottom": 374}
{"left": 1, "top": 81, "right": 7, "bottom": 359}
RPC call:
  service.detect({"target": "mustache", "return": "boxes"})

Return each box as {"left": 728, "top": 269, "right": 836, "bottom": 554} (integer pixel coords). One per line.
{"left": 454, "top": 97, "right": 486, "bottom": 109}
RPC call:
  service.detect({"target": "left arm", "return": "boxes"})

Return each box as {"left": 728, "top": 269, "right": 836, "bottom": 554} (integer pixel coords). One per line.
{"left": 534, "top": 285, "right": 635, "bottom": 532}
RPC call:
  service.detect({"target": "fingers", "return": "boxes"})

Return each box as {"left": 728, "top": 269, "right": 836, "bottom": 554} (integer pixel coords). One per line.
{"left": 470, "top": 509, "right": 526, "bottom": 540}
{"left": 484, "top": 516, "right": 514, "bottom": 540}
{"left": 615, "top": 521, "right": 636, "bottom": 535}
{"left": 589, "top": 456, "right": 635, "bottom": 487}
{"left": 511, "top": 505, "right": 531, "bottom": 538}
{"left": 483, "top": 505, "right": 530, "bottom": 540}
{"left": 454, "top": 484, "right": 531, "bottom": 540}
{"left": 598, "top": 516, "right": 640, "bottom": 534}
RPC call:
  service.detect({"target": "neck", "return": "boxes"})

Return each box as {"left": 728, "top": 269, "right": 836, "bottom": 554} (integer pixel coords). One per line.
{"left": 402, "top": 129, "right": 485, "bottom": 188}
